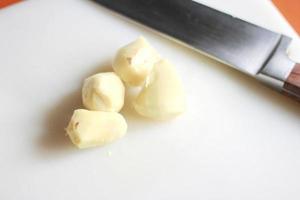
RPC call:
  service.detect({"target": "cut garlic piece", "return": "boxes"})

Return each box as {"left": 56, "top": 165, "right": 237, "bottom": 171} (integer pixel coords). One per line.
{"left": 113, "top": 37, "right": 160, "bottom": 86}
{"left": 133, "top": 59, "right": 185, "bottom": 120}
{"left": 66, "top": 109, "right": 127, "bottom": 149}
{"left": 82, "top": 72, "right": 125, "bottom": 112}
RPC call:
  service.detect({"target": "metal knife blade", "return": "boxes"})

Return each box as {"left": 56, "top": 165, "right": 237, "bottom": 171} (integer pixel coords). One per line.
{"left": 93, "top": 0, "right": 297, "bottom": 91}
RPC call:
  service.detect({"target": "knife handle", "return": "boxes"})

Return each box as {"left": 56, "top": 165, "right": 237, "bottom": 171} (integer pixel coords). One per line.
{"left": 282, "top": 64, "right": 300, "bottom": 101}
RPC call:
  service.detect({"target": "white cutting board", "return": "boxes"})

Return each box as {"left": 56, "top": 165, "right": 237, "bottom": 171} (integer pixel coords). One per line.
{"left": 0, "top": 0, "right": 300, "bottom": 199}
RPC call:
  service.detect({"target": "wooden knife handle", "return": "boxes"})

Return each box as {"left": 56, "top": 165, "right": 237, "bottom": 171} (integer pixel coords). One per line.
{"left": 283, "top": 64, "right": 300, "bottom": 101}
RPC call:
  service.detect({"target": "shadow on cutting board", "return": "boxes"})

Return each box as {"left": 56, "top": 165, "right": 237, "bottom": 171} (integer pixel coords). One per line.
{"left": 38, "top": 90, "right": 81, "bottom": 154}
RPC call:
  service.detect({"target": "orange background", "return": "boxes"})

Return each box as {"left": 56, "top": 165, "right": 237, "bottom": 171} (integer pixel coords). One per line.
{"left": 0, "top": 0, "right": 21, "bottom": 8}
{"left": 272, "top": 0, "right": 300, "bottom": 34}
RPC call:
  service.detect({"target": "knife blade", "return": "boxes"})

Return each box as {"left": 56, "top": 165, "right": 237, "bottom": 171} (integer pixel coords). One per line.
{"left": 93, "top": 0, "right": 300, "bottom": 100}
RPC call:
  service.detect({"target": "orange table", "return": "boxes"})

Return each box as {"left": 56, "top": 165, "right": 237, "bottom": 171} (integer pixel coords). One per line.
{"left": 0, "top": 0, "right": 22, "bottom": 9}
{"left": 273, "top": 0, "right": 300, "bottom": 34}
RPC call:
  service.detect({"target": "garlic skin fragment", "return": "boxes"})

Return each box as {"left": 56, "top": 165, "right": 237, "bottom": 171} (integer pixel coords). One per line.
{"left": 82, "top": 72, "right": 125, "bottom": 112}
{"left": 133, "top": 59, "right": 185, "bottom": 120}
{"left": 112, "top": 37, "right": 160, "bottom": 86}
{"left": 66, "top": 109, "right": 127, "bottom": 149}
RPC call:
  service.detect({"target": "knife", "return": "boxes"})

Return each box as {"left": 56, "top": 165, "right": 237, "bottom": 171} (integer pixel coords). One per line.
{"left": 93, "top": 0, "right": 300, "bottom": 101}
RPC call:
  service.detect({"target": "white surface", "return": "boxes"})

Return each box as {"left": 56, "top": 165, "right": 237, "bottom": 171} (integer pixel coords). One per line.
{"left": 0, "top": 0, "right": 300, "bottom": 199}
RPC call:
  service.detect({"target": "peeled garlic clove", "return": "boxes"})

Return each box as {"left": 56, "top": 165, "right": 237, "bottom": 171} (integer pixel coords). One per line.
{"left": 82, "top": 72, "right": 125, "bottom": 112}
{"left": 112, "top": 37, "right": 160, "bottom": 86}
{"left": 133, "top": 59, "right": 185, "bottom": 120}
{"left": 66, "top": 109, "right": 127, "bottom": 149}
